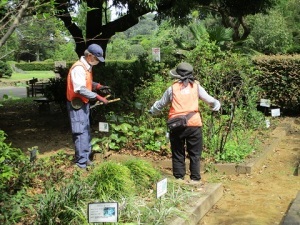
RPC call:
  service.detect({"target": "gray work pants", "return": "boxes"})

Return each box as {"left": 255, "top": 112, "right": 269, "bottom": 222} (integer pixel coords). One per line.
{"left": 67, "top": 102, "right": 91, "bottom": 168}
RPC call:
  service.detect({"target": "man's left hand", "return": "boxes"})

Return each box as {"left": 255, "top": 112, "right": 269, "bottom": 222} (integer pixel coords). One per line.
{"left": 98, "top": 85, "right": 112, "bottom": 96}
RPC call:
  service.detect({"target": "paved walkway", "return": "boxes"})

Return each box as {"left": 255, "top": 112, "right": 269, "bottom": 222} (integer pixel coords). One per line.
{"left": 0, "top": 86, "right": 27, "bottom": 99}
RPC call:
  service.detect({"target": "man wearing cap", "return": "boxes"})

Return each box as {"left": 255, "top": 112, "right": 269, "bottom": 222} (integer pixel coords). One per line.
{"left": 149, "top": 62, "right": 221, "bottom": 183}
{"left": 67, "top": 43, "right": 108, "bottom": 169}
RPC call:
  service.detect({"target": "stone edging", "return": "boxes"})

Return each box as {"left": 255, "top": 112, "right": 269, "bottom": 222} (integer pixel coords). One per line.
{"left": 166, "top": 183, "right": 223, "bottom": 225}
{"left": 282, "top": 191, "right": 300, "bottom": 224}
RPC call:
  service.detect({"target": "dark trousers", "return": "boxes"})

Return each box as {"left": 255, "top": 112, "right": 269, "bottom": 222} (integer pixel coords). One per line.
{"left": 169, "top": 126, "right": 203, "bottom": 180}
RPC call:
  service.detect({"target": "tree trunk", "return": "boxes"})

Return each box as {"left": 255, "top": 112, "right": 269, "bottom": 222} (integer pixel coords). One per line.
{"left": 55, "top": 0, "right": 147, "bottom": 59}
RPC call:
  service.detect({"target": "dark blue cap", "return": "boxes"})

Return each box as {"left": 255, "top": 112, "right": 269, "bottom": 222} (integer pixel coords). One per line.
{"left": 87, "top": 44, "right": 105, "bottom": 62}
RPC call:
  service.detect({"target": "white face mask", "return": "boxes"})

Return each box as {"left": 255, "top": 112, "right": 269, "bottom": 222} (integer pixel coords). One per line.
{"left": 89, "top": 60, "right": 99, "bottom": 66}
{"left": 89, "top": 55, "right": 100, "bottom": 66}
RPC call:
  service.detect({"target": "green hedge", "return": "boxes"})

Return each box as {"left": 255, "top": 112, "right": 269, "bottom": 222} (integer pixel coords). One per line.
{"left": 14, "top": 62, "right": 56, "bottom": 71}
{"left": 14, "top": 60, "right": 135, "bottom": 71}
{"left": 44, "top": 57, "right": 157, "bottom": 114}
{"left": 253, "top": 55, "right": 300, "bottom": 113}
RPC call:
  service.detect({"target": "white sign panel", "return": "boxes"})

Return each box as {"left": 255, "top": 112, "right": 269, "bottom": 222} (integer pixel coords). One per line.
{"left": 260, "top": 99, "right": 271, "bottom": 107}
{"left": 152, "top": 47, "right": 161, "bottom": 62}
{"left": 271, "top": 108, "right": 280, "bottom": 117}
{"left": 99, "top": 122, "right": 109, "bottom": 132}
{"left": 88, "top": 202, "right": 118, "bottom": 223}
{"left": 156, "top": 178, "right": 168, "bottom": 198}
{"left": 265, "top": 119, "right": 270, "bottom": 128}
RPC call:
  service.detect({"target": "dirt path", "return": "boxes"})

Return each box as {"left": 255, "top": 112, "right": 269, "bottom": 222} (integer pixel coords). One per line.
{"left": 199, "top": 117, "right": 300, "bottom": 225}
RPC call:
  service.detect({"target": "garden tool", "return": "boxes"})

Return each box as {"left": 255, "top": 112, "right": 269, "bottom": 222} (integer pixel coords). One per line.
{"left": 90, "top": 95, "right": 121, "bottom": 109}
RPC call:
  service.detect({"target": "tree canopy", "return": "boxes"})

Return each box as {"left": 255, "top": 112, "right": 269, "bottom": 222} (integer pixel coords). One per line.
{"left": 1, "top": 0, "right": 277, "bottom": 58}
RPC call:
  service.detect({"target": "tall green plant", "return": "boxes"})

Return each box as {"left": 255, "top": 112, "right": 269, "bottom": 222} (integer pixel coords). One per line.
{"left": 87, "top": 161, "right": 135, "bottom": 200}
{"left": 123, "top": 159, "right": 162, "bottom": 190}
{"left": 93, "top": 111, "right": 168, "bottom": 152}
{"left": 36, "top": 181, "right": 94, "bottom": 225}
{"left": 187, "top": 40, "right": 265, "bottom": 162}
{"left": 0, "top": 130, "right": 27, "bottom": 193}
{"left": 0, "top": 61, "right": 12, "bottom": 78}
{"left": 245, "top": 10, "right": 293, "bottom": 54}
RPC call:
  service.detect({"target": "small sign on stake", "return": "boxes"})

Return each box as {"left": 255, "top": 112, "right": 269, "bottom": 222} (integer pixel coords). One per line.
{"left": 156, "top": 178, "right": 168, "bottom": 198}
{"left": 99, "top": 122, "right": 109, "bottom": 132}
{"left": 88, "top": 202, "right": 118, "bottom": 223}
{"left": 265, "top": 119, "right": 270, "bottom": 128}
{"left": 271, "top": 108, "right": 280, "bottom": 117}
{"left": 152, "top": 47, "right": 161, "bottom": 62}
{"left": 260, "top": 99, "right": 271, "bottom": 107}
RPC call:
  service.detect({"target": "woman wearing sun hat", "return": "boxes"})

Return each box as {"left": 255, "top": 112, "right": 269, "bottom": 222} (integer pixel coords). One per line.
{"left": 149, "top": 62, "right": 221, "bottom": 183}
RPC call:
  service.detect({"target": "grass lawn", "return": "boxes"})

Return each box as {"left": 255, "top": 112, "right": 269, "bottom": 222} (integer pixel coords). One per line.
{"left": 0, "top": 71, "right": 56, "bottom": 87}
{"left": 1, "top": 71, "right": 56, "bottom": 82}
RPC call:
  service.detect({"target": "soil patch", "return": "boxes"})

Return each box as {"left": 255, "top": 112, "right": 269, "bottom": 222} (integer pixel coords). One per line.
{"left": 0, "top": 101, "right": 73, "bottom": 154}
{"left": 199, "top": 117, "right": 300, "bottom": 225}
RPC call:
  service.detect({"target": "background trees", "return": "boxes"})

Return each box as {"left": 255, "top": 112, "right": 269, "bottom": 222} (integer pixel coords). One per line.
{"left": 0, "top": 0, "right": 299, "bottom": 61}
{"left": 1, "top": 0, "right": 277, "bottom": 59}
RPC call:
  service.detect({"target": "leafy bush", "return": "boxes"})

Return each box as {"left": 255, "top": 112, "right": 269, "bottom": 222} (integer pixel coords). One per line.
{"left": 36, "top": 181, "right": 94, "bottom": 225}
{"left": 87, "top": 161, "right": 135, "bottom": 200}
{"left": 0, "top": 61, "right": 12, "bottom": 78}
{"left": 186, "top": 40, "right": 265, "bottom": 162}
{"left": 93, "top": 56, "right": 161, "bottom": 106}
{"left": 245, "top": 10, "right": 293, "bottom": 54}
{"left": 0, "top": 130, "right": 27, "bottom": 193}
{"left": 44, "top": 76, "right": 67, "bottom": 113}
{"left": 94, "top": 112, "right": 168, "bottom": 152}
{"left": 0, "top": 189, "right": 36, "bottom": 224}
{"left": 217, "top": 130, "right": 260, "bottom": 162}
{"left": 123, "top": 159, "right": 162, "bottom": 190}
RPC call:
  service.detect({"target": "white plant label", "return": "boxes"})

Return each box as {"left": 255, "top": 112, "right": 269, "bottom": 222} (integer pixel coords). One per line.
{"left": 88, "top": 202, "right": 118, "bottom": 223}
{"left": 152, "top": 47, "right": 161, "bottom": 62}
{"left": 156, "top": 178, "right": 168, "bottom": 198}
{"left": 260, "top": 99, "right": 271, "bottom": 107}
{"left": 271, "top": 108, "right": 280, "bottom": 117}
{"left": 265, "top": 119, "right": 270, "bottom": 128}
{"left": 99, "top": 122, "right": 109, "bottom": 132}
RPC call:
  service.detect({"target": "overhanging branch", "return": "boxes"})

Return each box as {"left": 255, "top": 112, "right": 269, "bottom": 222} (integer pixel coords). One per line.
{"left": 0, "top": 0, "right": 30, "bottom": 47}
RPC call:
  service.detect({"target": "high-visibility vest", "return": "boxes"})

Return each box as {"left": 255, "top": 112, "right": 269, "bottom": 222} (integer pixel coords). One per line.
{"left": 66, "top": 60, "right": 92, "bottom": 103}
{"left": 168, "top": 82, "right": 202, "bottom": 126}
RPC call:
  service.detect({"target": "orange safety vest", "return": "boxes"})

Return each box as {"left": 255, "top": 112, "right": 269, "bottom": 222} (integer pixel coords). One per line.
{"left": 168, "top": 81, "right": 202, "bottom": 127}
{"left": 66, "top": 60, "right": 93, "bottom": 104}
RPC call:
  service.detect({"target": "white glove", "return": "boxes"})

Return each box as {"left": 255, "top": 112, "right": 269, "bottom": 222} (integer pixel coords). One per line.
{"left": 211, "top": 100, "right": 221, "bottom": 111}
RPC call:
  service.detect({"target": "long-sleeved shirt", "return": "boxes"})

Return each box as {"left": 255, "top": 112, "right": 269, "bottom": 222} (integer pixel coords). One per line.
{"left": 150, "top": 83, "right": 220, "bottom": 115}
{"left": 70, "top": 56, "right": 99, "bottom": 100}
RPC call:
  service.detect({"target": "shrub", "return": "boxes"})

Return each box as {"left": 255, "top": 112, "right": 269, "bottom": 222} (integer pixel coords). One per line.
{"left": 36, "top": 181, "right": 94, "bottom": 225}
{"left": 186, "top": 40, "right": 265, "bottom": 161}
{"left": 0, "top": 61, "right": 12, "bottom": 78}
{"left": 87, "top": 161, "right": 135, "bottom": 200}
{"left": 123, "top": 159, "right": 162, "bottom": 190}
{"left": 0, "top": 130, "right": 27, "bottom": 193}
